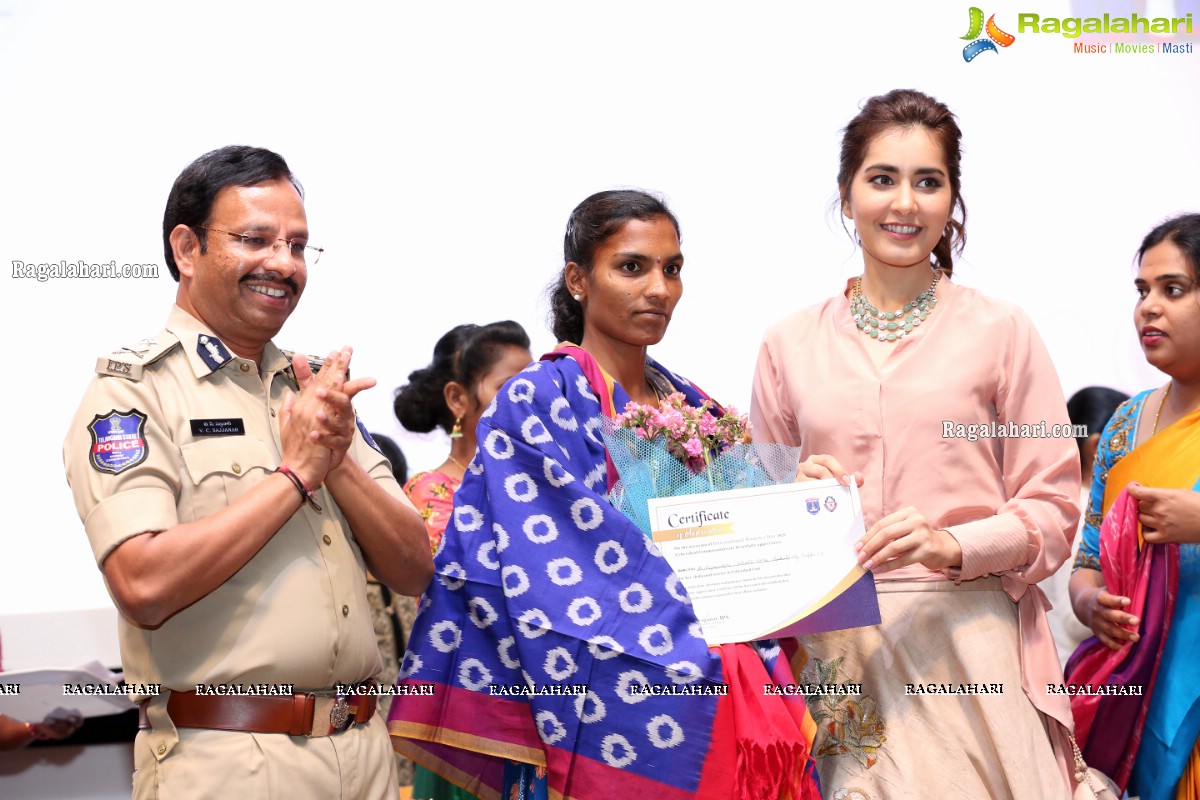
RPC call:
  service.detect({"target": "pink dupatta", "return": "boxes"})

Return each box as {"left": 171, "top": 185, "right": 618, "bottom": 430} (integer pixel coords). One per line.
{"left": 1065, "top": 486, "right": 1179, "bottom": 791}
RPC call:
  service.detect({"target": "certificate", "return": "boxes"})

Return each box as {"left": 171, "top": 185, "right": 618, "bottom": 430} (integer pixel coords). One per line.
{"left": 648, "top": 479, "right": 881, "bottom": 645}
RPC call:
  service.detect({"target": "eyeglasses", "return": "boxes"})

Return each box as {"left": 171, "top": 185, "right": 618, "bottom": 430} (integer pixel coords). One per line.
{"left": 197, "top": 227, "right": 324, "bottom": 266}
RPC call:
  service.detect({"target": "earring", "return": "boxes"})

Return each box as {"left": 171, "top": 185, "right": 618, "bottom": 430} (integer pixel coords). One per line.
{"left": 450, "top": 417, "right": 463, "bottom": 439}
{"left": 573, "top": 294, "right": 582, "bottom": 302}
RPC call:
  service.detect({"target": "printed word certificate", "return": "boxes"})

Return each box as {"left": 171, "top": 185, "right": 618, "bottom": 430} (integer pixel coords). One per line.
{"left": 649, "top": 479, "right": 879, "bottom": 645}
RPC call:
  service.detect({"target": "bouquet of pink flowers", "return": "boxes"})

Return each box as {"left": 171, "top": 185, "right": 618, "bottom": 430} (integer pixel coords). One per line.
{"left": 604, "top": 394, "right": 797, "bottom": 538}
{"left": 614, "top": 392, "right": 751, "bottom": 475}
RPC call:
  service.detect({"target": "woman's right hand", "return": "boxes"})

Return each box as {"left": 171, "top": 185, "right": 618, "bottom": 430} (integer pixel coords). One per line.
{"left": 1083, "top": 588, "right": 1140, "bottom": 650}
{"left": 794, "top": 454, "right": 863, "bottom": 487}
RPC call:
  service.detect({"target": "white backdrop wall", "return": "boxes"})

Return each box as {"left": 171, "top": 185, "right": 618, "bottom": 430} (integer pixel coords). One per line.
{"left": 1, "top": 0, "right": 1197, "bottom": 627}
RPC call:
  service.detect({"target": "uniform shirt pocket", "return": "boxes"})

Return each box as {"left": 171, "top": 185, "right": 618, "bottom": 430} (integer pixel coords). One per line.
{"left": 179, "top": 437, "right": 278, "bottom": 521}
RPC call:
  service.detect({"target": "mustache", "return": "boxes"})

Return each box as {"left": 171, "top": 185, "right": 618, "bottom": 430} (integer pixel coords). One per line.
{"left": 240, "top": 272, "right": 299, "bottom": 294}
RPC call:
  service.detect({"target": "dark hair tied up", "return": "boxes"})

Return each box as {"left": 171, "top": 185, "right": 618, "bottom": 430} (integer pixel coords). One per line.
{"left": 546, "top": 190, "right": 680, "bottom": 344}
{"left": 393, "top": 321, "right": 531, "bottom": 434}
{"left": 838, "top": 89, "right": 967, "bottom": 276}
{"left": 1137, "top": 213, "right": 1200, "bottom": 283}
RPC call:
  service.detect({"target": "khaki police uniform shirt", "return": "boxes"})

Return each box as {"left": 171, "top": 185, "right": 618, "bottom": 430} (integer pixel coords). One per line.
{"left": 63, "top": 305, "right": 413, "bottom": 759}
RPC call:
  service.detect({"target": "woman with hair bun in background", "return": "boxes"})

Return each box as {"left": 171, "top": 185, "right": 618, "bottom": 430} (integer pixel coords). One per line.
{"left": 390, "top": 321, "right": 532, "bottom": 800}
{"left": 393, "top": 322, "right": 533, "bottom": 557}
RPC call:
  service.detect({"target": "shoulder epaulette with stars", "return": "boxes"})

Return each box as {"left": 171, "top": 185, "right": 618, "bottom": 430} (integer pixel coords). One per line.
{"left": 280, "top": 350, "right": 331, "bottom": 376}
{"left": 95, "top": 332, "right": 181, "bottom": 381}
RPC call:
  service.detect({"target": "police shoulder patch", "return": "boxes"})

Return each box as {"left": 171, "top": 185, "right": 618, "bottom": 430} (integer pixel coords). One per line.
{"left": 95, "top": 332, "right": 180, "bottom": 381}
{"left": 356, "top": 417, "right": 382, "bottom": 453}
{"left": 88, "top": 409, "right": 149, "bottom": 474}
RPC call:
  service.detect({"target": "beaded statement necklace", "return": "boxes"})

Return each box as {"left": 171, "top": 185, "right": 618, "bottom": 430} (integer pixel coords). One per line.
{"left": 850, "top": 270, "right": 941, "bottom": 344}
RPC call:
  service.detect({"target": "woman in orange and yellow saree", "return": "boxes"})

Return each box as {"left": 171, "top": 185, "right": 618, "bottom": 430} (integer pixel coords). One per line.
{"left": 1069, "top": 213, "right": 1200, "bottom": 800}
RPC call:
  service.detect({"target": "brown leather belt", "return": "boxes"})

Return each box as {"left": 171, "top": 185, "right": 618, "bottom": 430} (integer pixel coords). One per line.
{"left": 138, "top": 687, "right": 378, "bottom": 738}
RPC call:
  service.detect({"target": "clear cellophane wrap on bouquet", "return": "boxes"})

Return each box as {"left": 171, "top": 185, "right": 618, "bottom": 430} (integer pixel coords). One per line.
{"left": 601, "top": 399, "right": 800, "bottom": 536}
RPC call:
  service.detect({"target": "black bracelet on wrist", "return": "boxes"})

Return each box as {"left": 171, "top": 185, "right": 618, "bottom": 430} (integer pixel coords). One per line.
{"left": 275, "top": 465, "right": 322, "bottom": 512}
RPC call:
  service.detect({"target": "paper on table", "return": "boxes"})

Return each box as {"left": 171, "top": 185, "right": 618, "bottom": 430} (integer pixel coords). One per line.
{"left": 649, "top": 478, "right": 881, "bottom": 645}
{"left": 0, "top": 661, "right": 136, "bottom": 721}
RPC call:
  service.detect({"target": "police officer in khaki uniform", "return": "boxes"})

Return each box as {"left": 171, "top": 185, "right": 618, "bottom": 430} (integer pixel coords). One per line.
{"left": 63, "top": 146, "right": 434, "bottom": 799}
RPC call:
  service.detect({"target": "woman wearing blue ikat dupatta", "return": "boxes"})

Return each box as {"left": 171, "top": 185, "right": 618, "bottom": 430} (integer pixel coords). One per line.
{"left": 388, "top": 191, "right": 821, "bottom": 800}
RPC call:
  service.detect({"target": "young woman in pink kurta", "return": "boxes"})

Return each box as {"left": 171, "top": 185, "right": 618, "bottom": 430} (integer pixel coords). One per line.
{"left": 750, "top": 89, "right": 1081, "bottom": 798}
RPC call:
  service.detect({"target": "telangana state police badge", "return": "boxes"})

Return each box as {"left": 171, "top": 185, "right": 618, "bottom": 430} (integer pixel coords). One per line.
{"left": 88, "top": 409, "right": 148, "bottom": 474}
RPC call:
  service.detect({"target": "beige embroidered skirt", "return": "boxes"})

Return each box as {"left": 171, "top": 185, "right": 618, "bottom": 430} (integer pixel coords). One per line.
{"left": 799, "top": 578, "right": 1069, "bottom": 800}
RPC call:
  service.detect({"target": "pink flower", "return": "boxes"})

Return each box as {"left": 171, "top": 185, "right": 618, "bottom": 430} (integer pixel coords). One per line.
{"left": 617, "top": 394, "right": 751, "bottom": 465}
{"left": 662, "top": 410, "right": 687, "bottom": 437}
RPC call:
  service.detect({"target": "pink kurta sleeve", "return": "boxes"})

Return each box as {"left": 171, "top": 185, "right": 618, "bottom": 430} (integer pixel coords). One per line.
{"left": 944, "top": 308, "right": 1081, "bottom": 583}
{"left": 750, "top": 333, "right": 802, "bottom": 447}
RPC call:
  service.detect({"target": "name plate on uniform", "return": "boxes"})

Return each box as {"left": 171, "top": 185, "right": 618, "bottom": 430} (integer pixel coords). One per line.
{"left": 190, "top": 418, "right": 245, "bottom": 437}
{"left": 648, "top": 479, "right": 880, "bottom": 645}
